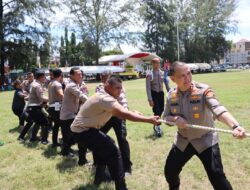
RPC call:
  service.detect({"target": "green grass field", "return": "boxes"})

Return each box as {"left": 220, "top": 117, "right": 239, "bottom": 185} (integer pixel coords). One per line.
{"left": 0, "top": 70, "right": 250, "bottom": 190}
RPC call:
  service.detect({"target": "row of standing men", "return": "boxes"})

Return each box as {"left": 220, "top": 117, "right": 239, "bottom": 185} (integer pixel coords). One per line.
{"left": 12, "top": 67, "right": 136, "bottom": 190}
{"left": 11, "top": 58, "right": 171, "bottom": 190}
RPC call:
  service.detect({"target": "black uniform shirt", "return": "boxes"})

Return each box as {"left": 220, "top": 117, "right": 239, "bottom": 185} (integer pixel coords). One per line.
{"left": 12, "top": 89, "right": 25, "bottom": 111}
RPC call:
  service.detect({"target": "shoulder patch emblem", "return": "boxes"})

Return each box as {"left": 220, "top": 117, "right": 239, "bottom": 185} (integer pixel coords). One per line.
{"left": 206, "top": 91, "right": 215, "bottom": 98}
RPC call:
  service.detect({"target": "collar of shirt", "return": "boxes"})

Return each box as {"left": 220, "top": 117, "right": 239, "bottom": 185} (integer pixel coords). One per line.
{"left": 34, "top": 80, "right": 43, "bottom": 85}
{"left": 69, "top": 79, "right": 79, "bottom": 87}
{"left": 176, "top": 81, "right": 198, "bottom": 96}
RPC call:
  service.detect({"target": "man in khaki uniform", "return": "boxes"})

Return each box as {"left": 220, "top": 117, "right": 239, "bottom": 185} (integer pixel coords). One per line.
{"left": 25, "top": 70, "right": 49, "bottom": 144}
{"left": 22, "top": 72, "right": 34, "bottom": 94}
{"left": 48, "top": 69, "right": 64, "bottom": 147}
{"left": 96, "top": 71, "right": 132, "bottom": 175}
{"left": 71, "top": 77, "right": 160, "bottom": 190}
{"left": 163, "top": 61, "right": 246, "bottom": 190}
{"left": 146, "top": 57, "right": 165, "bottom": 137}
{"left": 60, "top": 67, "right": 88, "bottom": 163}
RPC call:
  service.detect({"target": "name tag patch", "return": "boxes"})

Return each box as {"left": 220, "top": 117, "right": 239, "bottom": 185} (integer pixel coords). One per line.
{"left": 170, "top": 103, "right": 179, "bottom": 106}
{"left": 190, "top": 100, "right": 201, "bottom": 104}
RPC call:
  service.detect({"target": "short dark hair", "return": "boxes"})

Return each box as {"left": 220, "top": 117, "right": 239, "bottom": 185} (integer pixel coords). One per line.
{"left": 53, "top": 69, "right": 62, "bottom": 78}
{"left": 107, "top": 76, "right": 122, "bottom": 86}
{"left": 35, "top": 70, "right": 45, "bottom": 79}
{"left": 32, "top": 68, "right": 39, "bottom": 75}
{"left": 70, "top": 67, "right": 80, "bottom": 76}
{"left": 27, "top": 72, "right": 33, "bottom": 76}
{"left": 13, "top": 79, "right": 21, "bottom": 89}
{"left": 168, "top": 61, "right": 186, "bottom": 76}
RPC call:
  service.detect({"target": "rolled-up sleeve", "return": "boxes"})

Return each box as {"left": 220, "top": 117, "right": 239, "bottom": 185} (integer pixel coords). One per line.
{"left": 204, "top": 88, "right": 227, "bottom": 118}
{"left": 69, "top": 84, "right": 88, "bottom": 103}
{"left": 95, "top": 83, "right": 104, "bottom": 93}
{"left": 118, "top": 88, "right": 128, "bottom": 109}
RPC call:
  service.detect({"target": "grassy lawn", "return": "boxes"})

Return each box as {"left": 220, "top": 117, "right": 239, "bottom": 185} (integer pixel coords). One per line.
{"left": 0, "top": 70, "right": 250, "bottom": 190}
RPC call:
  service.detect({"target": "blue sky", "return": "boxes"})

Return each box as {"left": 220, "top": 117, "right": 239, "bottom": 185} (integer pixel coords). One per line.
{"left": 50, "top": 0, "right": 250, "bottom": 44}
{"left": 226, "top": 0, "right": 250, "bottom": 42}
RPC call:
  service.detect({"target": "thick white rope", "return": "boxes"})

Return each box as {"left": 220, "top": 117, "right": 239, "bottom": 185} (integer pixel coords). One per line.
{"left": 158, "top": 119, "right": 250, "bottom": 137}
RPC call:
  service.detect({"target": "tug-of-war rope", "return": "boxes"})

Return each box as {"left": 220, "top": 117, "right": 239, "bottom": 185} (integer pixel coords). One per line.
{"left": 158, "top": 119, "right": 250, "bottom": 137}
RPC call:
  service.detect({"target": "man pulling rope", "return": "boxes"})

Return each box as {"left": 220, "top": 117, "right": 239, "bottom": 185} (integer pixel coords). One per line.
{"left": 162, "top": 61, "right": 246, "bottom": 190}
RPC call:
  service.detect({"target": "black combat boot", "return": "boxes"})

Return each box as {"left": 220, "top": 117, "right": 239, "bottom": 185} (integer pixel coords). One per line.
{"left": 94, "top": 165, "right": 111, "bottom": 185}
{"left": 115, "top": 178, "right": 128, "bottom": 190}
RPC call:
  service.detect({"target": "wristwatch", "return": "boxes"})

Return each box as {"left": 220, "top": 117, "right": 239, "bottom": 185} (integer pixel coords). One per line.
{"left": 232, "top": 125, "right": 240, "bottom": 130}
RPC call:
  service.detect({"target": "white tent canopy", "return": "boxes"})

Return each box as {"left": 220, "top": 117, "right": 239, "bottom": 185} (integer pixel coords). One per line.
{"left": 99, "top": 52, "right": 161, "bottom": 65}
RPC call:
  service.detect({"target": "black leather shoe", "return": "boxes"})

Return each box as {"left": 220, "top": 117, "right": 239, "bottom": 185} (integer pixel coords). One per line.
{"left": 115, "top": 179, "right": 128, "bottom": 190}
{"left": 17, "top": 137, "right": 25, "bottom": 142}
{"left": 94, "top": 165, "right": 111, "bottom": 186}
{"left": 41, "top": 140, "right": 49, "bottom": 145}
{"left": 52, "top": 143, "right": 62, "bottom": 148}
{"left": 78, "top": 158, "right": 89, "bottom": 166}
{"left": 30, "top": 137, "right": 41, "bottom": 142}
{"left": 60, "top": 151, "right": 74, "bottom": 157}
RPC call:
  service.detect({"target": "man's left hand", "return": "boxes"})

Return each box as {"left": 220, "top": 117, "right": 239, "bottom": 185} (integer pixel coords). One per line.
{"left": 233, "top": 126, "right": 246, "bottom": 139}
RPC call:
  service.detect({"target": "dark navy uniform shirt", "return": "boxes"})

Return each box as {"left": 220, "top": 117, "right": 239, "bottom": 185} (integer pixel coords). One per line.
{"left": 12, "top": 89, "right": 25, "bottom": 111}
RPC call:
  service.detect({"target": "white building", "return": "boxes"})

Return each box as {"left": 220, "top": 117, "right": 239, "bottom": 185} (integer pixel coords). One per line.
{"left": 228, "top": 39, "right": 250, "bottom": 65}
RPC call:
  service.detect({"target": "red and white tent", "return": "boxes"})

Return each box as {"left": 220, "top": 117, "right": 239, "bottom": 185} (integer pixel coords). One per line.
{"left": 98, "top": 52, "right": 161, "bottom": 65}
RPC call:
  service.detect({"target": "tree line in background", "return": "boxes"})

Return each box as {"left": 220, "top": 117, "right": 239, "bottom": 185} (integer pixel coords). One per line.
{"left": 1, "top": 0, "right": 237, "bottom": 83}
{"left": 140, "top": 0, "right": 236, "bottom": 63}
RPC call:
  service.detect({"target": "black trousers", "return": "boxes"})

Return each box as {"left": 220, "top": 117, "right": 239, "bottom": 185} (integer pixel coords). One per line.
{"left": 100, "top": 117, "right": 132, "bottom": 172}
{"left": 48, "top": 108, "right": 61, "bottom": 144}
{"left": 164, "top": 143, "right": 233, "bottom": 190}
{"left": 61, "top": 119, "right": 86, "bottom": 160}
{"left": 19, "top": 112, "right": 34, "bottom": 139}
{"left": 151, "top": 90, "right": 164, "bottom": 116}
{"left": 73, "top": 128, "right": 124, "bottom": 181}
{"left": 27, "top": 106, "right": 49, "bottom": 142}
{"left": 12, "top": 108, "right": 25, "bottom": 126}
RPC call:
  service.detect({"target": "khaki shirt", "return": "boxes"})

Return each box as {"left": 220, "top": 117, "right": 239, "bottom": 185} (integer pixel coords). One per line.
{"left": 28, "top": 80, "right": 48, "bottom": 105}
{"left": 22, "top": 80, "right": 32, "bottom": 94}
{"left": 60, "top": 80, "right": 88, "bottom": 120}
{"left": 71, "top": 91, "right": 119, "bottom": 133}
{"left": 163, "top": 82, "right": 228, "bottom": 153}
{"left": 95, "top": 83, "right": 128, "bottom": 109}
{"left": 80, "top": 81, "right": 89, "bottom": 96}
{"left": 48, "top": 80, "right": 63, "bottom": 104}
{"left": 146, "top": 69, "right": 164, "bottom": 101}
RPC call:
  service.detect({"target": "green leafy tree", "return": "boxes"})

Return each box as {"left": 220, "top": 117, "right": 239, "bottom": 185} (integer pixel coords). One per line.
{"left": 139, "top": 0, "right": 237, "bottom": 63}
{"left": 39, "top": 36, "right": 51, "bottom": 68}
{"left": 59, "top": 28, "right": 70, "bottom": 66}
{"left": 101, "top": 48, "right": 123, "bottom": 56}
{"left": 66, "top": 0, "right": 135, "bottom": 64}
{"left": 178, "top": 0, "right": 237, "bottom": 62}
{"left": 0, "top": 0, "right": 56, "bottom": 84}
{"left": 139, "top": 0, "right": 177, "bottom": 62}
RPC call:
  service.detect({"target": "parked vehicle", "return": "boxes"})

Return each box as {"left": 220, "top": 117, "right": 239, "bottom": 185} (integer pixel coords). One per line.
{"left": 186, "top": 63, "right": 199, "bottom": 73}
{"left": 211, "top": 65, "right": 221, "bottom": 72}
